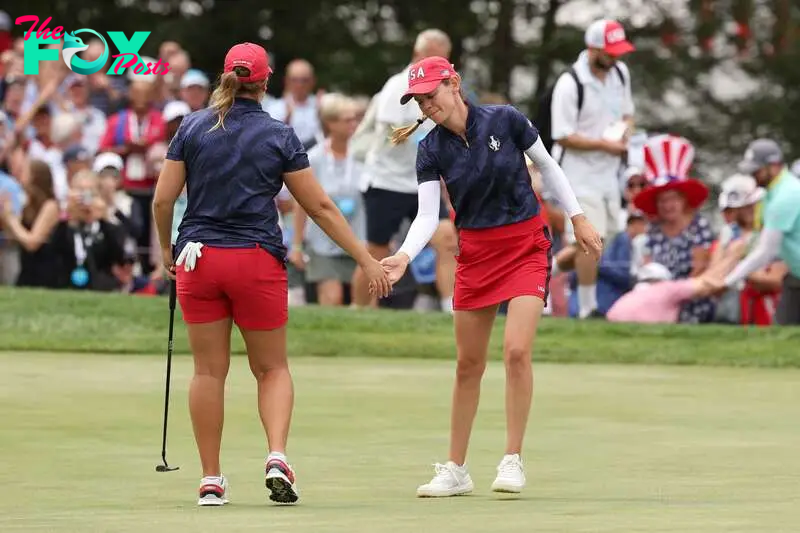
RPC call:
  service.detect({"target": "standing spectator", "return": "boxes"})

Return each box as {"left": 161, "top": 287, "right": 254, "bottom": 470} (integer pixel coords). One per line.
{"left": 550, "top": 19, "right": 636, "bottom": 318}
{"left": 27, "top": 111, "right": 81, "bottom": 207}
{"left": 99, "top": 78, "right": 166, "bottom": 273}
{"left": 180, "top": 69, "right": 210, "bottom": 111}
{"left": 290, "top": 93, "right": 364, "bottom": 306}
{"left": 94, "top": 151, "right": 141, "bottom": 242}
{"left": 632, "top": 134, "right": 715, "bottom": 323}
{"left": 0, "top": 160, "right": 60, "bottom": 287}
{"left": 714, "top": 139, "right": 800, "bottom": 325}
{"left": 60, "top": 75, "right": 107, "bottom": 154}
{"left": 351, "top": 29, "right": 458, "bottom": 312}
{"left": 84, "top": 39, "right": 126, "bottom": 115}
{"left": 263, "top": 59, "right": 323, "bottom": 149}
{"left": 0, "top": 156, "right": 23, "bottom": 284}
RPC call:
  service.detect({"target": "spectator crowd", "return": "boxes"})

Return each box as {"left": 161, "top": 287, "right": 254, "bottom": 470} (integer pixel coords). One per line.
{"left": 0, "top": 11, "right": 798, "bottom": 326}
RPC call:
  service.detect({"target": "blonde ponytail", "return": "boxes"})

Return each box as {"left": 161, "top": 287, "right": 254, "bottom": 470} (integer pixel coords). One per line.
{"left": 390, "top": 117, "right": 427, "bottom": 145}
{"left": 208, "top": 71, "right": 241, "bottom": 132}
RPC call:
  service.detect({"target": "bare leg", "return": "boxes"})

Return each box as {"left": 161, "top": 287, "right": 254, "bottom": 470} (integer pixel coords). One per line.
{"left": 450, "top": 304, "right": 499, "bottom": 465}
{"left": 240, "top": 326, "right": 292, "bottom": 453}
{"left": 317, "top": 279, "right": 344, "bottom": 306}
{"left": 502, "top": 296, "right": 545, "bottom": 456}
{"left": 187, "top": 318, "right": 233, "bottom": 477}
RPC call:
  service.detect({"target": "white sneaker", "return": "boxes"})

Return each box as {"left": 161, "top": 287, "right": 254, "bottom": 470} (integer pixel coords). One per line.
{"left": 198, "top": 475, "right": 229, "bottom": 506}
{"left": 491, "top": 454, "right": 526, "bottom": 493}
{"left": 265, "top": 454, "right": 299, "bottom": 504}
{"left": 416, "top": 461, "right": 474, "bottom": 497}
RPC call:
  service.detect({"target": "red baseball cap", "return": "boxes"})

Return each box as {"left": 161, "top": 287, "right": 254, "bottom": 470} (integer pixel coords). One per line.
{"left": 585, "top": 20, "right": 636, "bottom": 57}
{"left": 400, "top": 56, "right": 455, "bottom": 105}
{"left": 224, "top": 42, "right": 273, "bottom": 83}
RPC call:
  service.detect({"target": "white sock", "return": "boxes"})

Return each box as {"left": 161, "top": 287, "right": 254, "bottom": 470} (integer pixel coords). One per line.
{"left": 441, "top": 296, "right": 454, "bottom": 314}
{"left": 267, "top": 451, "right": 287, "bottom": 462}
{"left": 578, "top": 285, "right": 597, "bottom": 317}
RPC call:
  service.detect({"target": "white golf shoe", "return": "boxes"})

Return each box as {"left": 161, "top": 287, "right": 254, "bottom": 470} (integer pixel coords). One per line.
{"left": 491, "top": 454, "right": 526, "bottom": 493}
{"left": 198, "top": 475, "right": 229, "bottom": 506}
{"left": 416, "top": 461, "right": 474, "bottom": 497}
{"left": 265, "top": 453, "right": 299, "bottom": 504}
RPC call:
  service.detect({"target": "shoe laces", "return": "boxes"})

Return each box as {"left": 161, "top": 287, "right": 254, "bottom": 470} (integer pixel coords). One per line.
{"left": 498, "top": 456, "right": 522, "bottom": 476}
{"left": 431, "top": 462, "right": 456, "bottom": 483}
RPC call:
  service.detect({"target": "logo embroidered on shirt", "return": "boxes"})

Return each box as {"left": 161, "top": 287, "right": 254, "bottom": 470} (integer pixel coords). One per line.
{"left": 489, "top": 136, "right": 501, "bottom": 151}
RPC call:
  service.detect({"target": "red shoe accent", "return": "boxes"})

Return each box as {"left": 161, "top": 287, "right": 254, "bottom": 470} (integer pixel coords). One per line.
{"left": 199, "top": 483, "right": 224, "bottom": 496}
{"left": 266, "top": 459, "right": 295, "bottom": 483}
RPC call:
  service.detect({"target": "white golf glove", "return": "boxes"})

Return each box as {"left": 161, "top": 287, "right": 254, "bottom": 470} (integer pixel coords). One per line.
{"left": 176, "top": 241, "right": 204, "bottom": 272}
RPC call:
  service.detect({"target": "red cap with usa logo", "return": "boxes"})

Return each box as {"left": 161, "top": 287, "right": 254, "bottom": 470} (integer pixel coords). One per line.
{"left": 584, "top": 19, "right": 636, "bottom": 57}
{"left": 224, "top": 42, "right": 273, "bottom": 83}
{"left": 400, "top": 56, "right": 455, "bottom": 105}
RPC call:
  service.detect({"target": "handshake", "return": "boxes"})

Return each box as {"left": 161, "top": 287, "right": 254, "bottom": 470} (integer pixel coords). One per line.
{"left": 360, "top": 252, "right": 412, "bottom": 299}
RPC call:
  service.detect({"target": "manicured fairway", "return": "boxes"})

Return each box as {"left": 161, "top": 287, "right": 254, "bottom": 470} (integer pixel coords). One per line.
{"left": 2, "top": 352, "right": 798, "bottom": 532}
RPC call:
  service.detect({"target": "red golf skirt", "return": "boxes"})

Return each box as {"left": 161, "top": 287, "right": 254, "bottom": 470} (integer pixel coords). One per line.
{"left": 177, "top": 245, "right": 288, "bottom": 330}
{"left": 454, "top": 216, "right": 552, "bottom": 311}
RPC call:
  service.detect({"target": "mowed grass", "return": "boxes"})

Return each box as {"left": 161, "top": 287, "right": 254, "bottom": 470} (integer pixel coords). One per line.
{"left": 1, "top": 353, "right": 799, "bottom": 533}
{"left": 1, "top": 287, "right": 799, "bottom": 367}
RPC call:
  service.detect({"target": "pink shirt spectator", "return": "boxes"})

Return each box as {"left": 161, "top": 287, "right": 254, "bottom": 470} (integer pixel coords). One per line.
{"left": 606, "top": 279, "right": 696, "bottom": 324}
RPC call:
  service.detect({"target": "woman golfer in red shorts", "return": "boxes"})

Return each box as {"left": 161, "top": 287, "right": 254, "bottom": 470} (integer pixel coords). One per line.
{"left": 152, "top": 43, "right": 390, "bottom": 506}
{"left": 382, "top": 56, "right": 602, "bottom": 497}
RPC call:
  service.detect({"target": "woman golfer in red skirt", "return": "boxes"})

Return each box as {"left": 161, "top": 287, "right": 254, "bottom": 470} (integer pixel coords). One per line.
{"left": 382, "top": 56, "right": 602, "bottom": 497}
{"left": 152, "top": 43, "right": 390, "bottom": 506}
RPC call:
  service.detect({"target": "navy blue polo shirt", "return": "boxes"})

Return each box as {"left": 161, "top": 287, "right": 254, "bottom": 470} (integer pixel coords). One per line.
{"left": 167, "top": 97, "right": 309, "bottom": 261}
{"left": 417, "top": 104, "right": 541, "bottom": 229}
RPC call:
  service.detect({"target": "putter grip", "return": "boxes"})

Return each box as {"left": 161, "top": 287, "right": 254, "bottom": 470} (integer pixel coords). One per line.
{"left": 169, "top": 280, "right": 176, "bottom": 311}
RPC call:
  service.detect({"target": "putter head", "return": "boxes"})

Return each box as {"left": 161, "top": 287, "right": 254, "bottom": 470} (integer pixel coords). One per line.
{"left": 155, "top": 464, "right": 179, "bottom": 472}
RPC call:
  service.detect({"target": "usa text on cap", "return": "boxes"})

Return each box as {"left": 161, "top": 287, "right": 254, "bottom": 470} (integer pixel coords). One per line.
{"left": 585, "top": 19, "right": 636, "bottom": 57}
{"left": 400, "top": 56, "right": 455, "bottom": 105}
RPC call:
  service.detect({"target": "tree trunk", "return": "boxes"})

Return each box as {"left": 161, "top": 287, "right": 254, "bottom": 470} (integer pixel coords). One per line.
{"left": 489, "top": 0, "right": 515, "bottom": 95}
{"left": 533, "top": 0, "right": 562, "bottom": 100}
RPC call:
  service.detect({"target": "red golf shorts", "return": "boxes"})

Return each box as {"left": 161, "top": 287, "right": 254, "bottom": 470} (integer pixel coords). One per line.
{"left": 176, "top": 245, "right": 288, "bottom": 330}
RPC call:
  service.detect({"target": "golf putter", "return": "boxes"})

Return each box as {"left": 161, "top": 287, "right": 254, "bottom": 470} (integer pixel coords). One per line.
{"left": 156, "top": 279, "right": 179, "bottom": 472}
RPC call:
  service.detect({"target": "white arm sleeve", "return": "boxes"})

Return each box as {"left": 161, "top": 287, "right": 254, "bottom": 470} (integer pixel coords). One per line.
{"left": 525, "top": 137, "right": 584, "bottom": 218}
{"left": 724, "top": 229, "right": 783, "bottom": 287}
{"left": 397, "top": 180, "right": 442, "bottom": 262}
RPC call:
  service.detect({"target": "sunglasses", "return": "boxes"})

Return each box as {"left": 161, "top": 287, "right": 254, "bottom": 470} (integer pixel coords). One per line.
{"left": 627, "top": 180, "right": 647, "bottom": 189}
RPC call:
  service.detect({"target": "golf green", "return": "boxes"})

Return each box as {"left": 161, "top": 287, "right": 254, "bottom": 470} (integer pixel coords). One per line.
{"left": 2, "top": 352, "right": 798, "bottom": 532}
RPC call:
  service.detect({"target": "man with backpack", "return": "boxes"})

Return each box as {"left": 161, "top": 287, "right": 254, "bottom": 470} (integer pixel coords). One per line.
{"left": 543, "top": 18, "right": 636, "bottom": 319}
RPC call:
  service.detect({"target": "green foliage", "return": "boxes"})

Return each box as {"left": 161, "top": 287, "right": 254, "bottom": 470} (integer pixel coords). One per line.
{"left": 11, "top": 0, "right": 799, "bottom": 172}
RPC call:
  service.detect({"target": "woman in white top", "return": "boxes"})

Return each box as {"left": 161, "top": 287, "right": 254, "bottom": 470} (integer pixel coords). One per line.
{"left": 289, "top": 93, "right": 364, "bottom": 306}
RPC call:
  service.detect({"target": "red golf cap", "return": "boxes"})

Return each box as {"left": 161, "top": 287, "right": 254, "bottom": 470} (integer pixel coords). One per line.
{"left": 400, "top": 56, "right": 455, "bottom": 105}
{"left": 224, "top": 42, "right": 272, "bottom": 82}
{"left": 585, "top": 20, "right": 636, "bottom": 57}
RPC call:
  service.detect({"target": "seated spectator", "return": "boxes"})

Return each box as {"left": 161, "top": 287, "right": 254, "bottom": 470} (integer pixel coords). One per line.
{"left": 632, "top": 134, "right": 716, "bottom": 323}
{"left": 710, "top": 174, "right": 764, "bottom": 324}
{"left": 607, "top": 240, "right": 745, "bottom": 324}
{"left": 0, "top": 159, "right": 60, "bottom": 287}
{"left": 566, "top": 209, "right": 647, "bottom": 317}
{"left": 49, "top": 170, "right": 125, "bottom": 291}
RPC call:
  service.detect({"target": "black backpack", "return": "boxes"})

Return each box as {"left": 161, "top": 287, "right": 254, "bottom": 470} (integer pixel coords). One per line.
{"left": 535, "top": 64, "right": 626, "bottom": 155}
